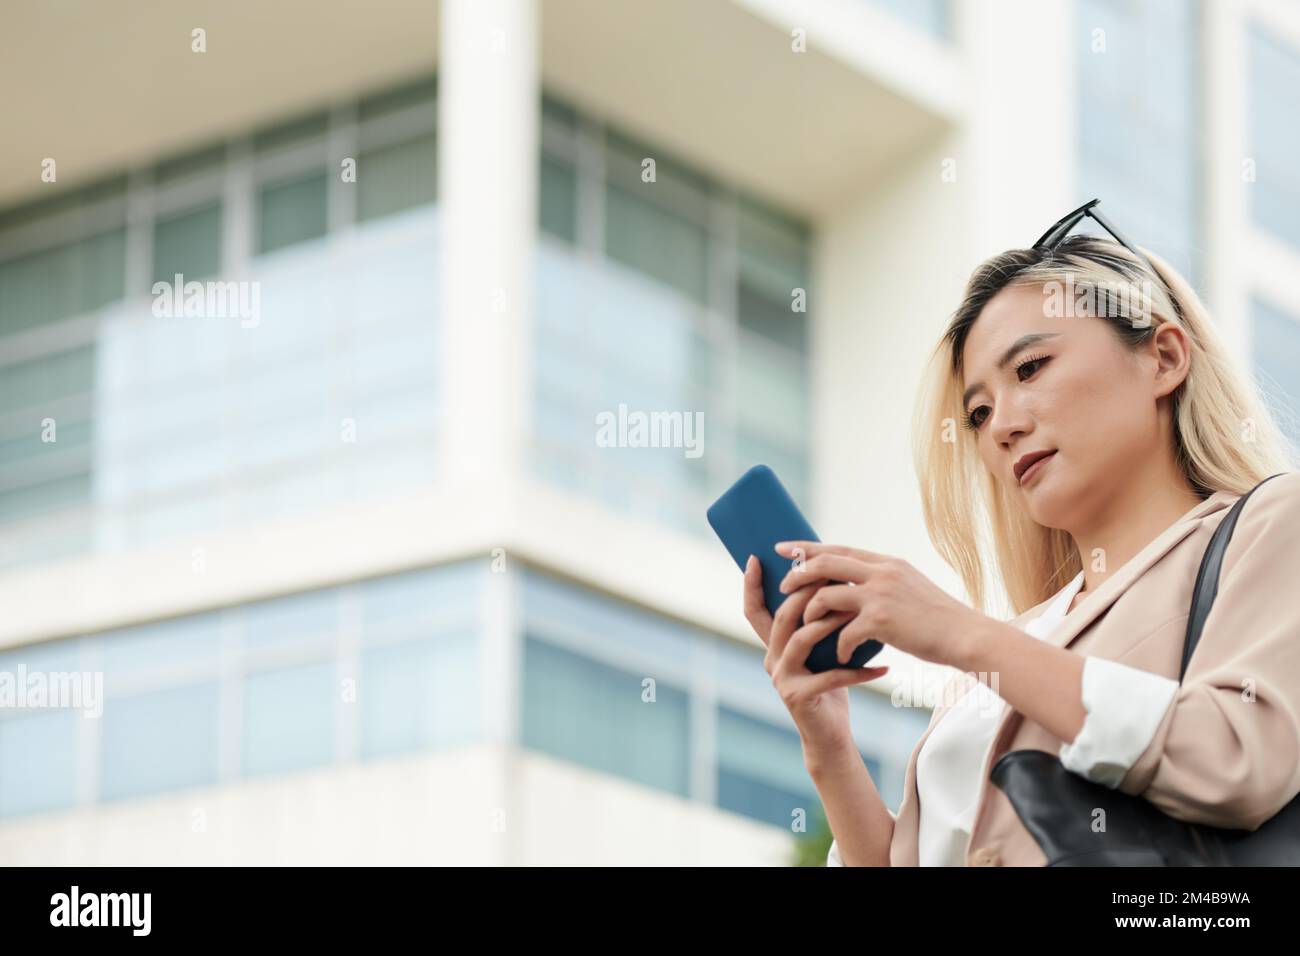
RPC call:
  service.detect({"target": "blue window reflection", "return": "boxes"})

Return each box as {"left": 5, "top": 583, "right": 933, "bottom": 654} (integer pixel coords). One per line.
{"left": 1252, "top": 298, "right": 1300, "bottom": 450}
{"left": 1249, "top": 25, "right": 1300, "bottom": 250}
{"left": 361, "top": 633, "right": 480, "bottom": 757}
{"left": 100, "top": 683, "right": 221, "bottom": 802}
{"left": 0, "top": 711, "right": 78, "bottom": 817}
{"left": 242, "top": 662, "right": 337, "bottom": 778}
{"left": 522, "top": 636, "right": 692, "bottom": 797}
{"left": 1077, "top": 0, "right": 1201, "bottom": 286}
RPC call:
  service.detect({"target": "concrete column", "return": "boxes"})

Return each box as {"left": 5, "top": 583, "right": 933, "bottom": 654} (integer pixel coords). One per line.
{"left": 437, "top": 0, "right": 539, "bottom": 485}
{"left": 437, "top": 1, "right": 537, "bottom": 843}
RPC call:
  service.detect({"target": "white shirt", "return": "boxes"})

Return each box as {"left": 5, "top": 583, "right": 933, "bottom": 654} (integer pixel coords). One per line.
{"left": 827, "top": 570, "right": 1179, "bottom": 866}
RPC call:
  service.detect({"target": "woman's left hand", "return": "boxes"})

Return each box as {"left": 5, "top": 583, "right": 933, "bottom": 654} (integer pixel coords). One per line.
{"left": 774, "top": 541, "right": 983, "bottom": 668}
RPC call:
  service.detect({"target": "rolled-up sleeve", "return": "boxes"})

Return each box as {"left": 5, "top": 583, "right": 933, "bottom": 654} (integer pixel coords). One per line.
{"left": 1115, "top": 475, "right": 1300, "bottom": 831}
{"left": 1057, "top": 656, "right": 1178, "bottom": 787}
{"left": 827, "top": 839, "right": 844, "bottom": 867}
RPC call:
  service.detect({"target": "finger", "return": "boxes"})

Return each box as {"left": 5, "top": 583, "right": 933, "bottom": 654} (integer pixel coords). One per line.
{"left": 742, "top": 555, "right": 773, "bottom": 641}
{"left": 799, "top": 665, "right": 891, "bottom": 699}
{"left": 777, "top": 609, "right": 855, "bottom": 677}
{"left": 805, "top": 584, "right": 864, "bottom": 623}
{"left": 779, "top": 553, "right": 873, "bottom": 594}
{"left": 768, "top": 583, "right": 821, "bottom": 664}
{"left": 836, "top": 616, "right": 884, "bottom": 665}
{"left": 774, "top": 541, "right": 887, "bottom": 563}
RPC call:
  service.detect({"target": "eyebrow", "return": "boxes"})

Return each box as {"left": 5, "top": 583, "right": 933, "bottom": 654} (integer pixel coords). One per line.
{"left": 961, "top": 332, "right": 1062, "bottom": 409}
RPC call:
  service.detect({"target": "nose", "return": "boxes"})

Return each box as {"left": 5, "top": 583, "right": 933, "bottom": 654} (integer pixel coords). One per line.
{"left": 988, "top": 391, "right": 1033, "bottom": 452}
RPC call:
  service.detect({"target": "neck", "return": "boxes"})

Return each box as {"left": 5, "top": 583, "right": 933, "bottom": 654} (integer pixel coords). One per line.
{"left": 1069, "top": 453, "right": 1204, "bottom": 600}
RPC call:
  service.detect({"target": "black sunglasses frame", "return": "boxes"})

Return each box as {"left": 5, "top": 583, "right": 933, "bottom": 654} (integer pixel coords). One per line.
{"left": 1031, "top": 198, "right": 1182, "bottom": 324}
{"left": 1033, "top": 198, "right": 1157, "bottom": 271}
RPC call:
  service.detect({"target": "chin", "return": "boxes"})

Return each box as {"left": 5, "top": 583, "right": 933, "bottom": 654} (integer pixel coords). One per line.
{"left": 1022, "top": 484, "right": 1077, "bottom": 529}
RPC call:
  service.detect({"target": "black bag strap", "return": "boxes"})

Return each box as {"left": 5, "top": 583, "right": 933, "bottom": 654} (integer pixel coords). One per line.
{"left": 1180, "top": 472, "right": 1288, "bottom": 682}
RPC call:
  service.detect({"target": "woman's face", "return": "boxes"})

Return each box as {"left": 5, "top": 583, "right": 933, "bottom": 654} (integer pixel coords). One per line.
{"left": 958, "top": 282, "right": 1174, "bottom": 531}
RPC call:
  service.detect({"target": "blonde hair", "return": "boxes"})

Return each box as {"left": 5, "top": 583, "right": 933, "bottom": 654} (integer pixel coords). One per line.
{"left": 912, "top": 236, "right": 1298, "bottom": 617}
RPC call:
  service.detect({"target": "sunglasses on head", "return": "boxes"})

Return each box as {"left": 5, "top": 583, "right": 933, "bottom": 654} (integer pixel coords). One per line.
{"left": 1032, "top": 198, "right": 1182, "bottom": 323}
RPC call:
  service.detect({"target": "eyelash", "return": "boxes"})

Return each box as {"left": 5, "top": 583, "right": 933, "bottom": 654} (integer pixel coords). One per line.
{"left": 962, "top": 353, "right": 1051, "bottom": 431}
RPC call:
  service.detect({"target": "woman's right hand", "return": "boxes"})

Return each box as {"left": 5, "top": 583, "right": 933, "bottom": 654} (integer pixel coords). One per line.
{"left": 742, "top": 555, "right": 890, "bottom": 757}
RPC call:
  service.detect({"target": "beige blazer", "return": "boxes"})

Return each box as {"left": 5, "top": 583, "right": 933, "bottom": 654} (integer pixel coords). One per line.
{"left": 888, "top": 472, "right": 1300, "bottom": 866}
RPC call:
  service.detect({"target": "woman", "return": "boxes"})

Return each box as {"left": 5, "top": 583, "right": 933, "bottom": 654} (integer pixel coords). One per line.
{"left": 742, "top": 200, "right": 1300, "bottom": 866}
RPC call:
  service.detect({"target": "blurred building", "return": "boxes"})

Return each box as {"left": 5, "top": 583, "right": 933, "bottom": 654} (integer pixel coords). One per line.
{"left": 0, "top": 0, "right": 1296, "bottom": 864}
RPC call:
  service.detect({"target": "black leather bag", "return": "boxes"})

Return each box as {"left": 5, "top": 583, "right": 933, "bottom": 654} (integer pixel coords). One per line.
{"left": 989, "top": 472, "right": 1300, "bottom": 865}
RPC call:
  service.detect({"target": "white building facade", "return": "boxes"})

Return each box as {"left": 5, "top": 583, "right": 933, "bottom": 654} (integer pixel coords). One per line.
{"left": 0, "top": 0, "right": 1296, "bottom": 864}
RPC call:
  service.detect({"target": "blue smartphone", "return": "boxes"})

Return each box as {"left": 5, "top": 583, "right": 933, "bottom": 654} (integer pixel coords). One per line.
{"left": 706, "top": 464, "right": 883, "bottom": 672}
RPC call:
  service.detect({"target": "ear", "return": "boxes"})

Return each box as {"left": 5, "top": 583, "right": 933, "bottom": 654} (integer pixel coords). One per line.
{"left": 1150, "top": 322, "right": 1191, "bottom": 400}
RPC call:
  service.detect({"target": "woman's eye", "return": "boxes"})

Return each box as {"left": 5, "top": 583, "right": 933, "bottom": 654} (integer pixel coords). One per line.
{"left": 966, "top": 356, "right": 1049, "bottom": 430}
{"left": 1015, "top": 356, "right": 1048, "bottom": 381}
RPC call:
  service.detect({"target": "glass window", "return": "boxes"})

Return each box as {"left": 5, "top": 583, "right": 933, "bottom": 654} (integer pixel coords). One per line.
{"left": 243, "top": 588, "right": 339, "bottom": 652}
{"left": 533, "top": 92, "right": 815, "bottom": 534}
{"left": 0, "top": 346, "right": 94, "bottom": 525}
{"left": 738, "top": 194, "right": 810, "bottom": 313}
{"left": 734, "top": 428, "right": 809, "bottom": 508}
{"left": 0, "top": 228, "right": 125, "bottom": 336}
{"left": 0, "top": 418, "right": 92, "bottom": 491}
{"left": 100, "top": 615, "right": 222, "bottom": 682}
{"left": 525, "top": 567, "right": 703, "bottom": 670}
{"left": 152, "top": 203, "right": 222, "bottom": 283}
{"left": 1248, "top": 25, "right": 1300, "bottom": 250}
{"left": 242, "top": 662, "right": 337, "bottom": 777}
{"left": 359, "top": 563, "right": 481, "bottom": 637}
{"left": 360, "top": 633, "right": 479, "bottom": 757}
{"left": 522, "top": 636, "right": 691, "bottom": 797}
{"left": 604, "top": 128, "right": 711, "bottom": 214}
{"left": 716, "top": 705, "right": 872, "bottom": 828}
{"left": 603, "top": 128, "right": 710, "bottom": 304}
{"left": 357, "top": 135, "right": 437, "bottom": 223}
{"left": 540, "top": 152, "right": 577, "bottom": 244}
{"left": 1252, "top": 298, "right": 1300, "bottom": 450}
{"left": 0, "top": 711, "right": 79, "bottom": 818}
{"left": 0, "top": 344, "right": 94, "bottom": 415}
{"left": 736, "top": 337, "right": 808, "bottom": 444}
{"left": 0, "top": 642, "right": 85, "bottom": 817}
{"left": 604, "top": 184, "right": 708, "bottom": 305}
{"left": 739, "top": 281, "right": 807, "bottom": 355}
{"left": 0, "top": 244, "right": 77, "bottom": 336}
{"left": 100, "top": 682, "right": 220, "bottom": 801}
{"left": 0, "top": 476, "right": 91, "bottom": 532}
{"left": 0, "top": 561, "right": 485, "bottom": 812}
{"left": 75, "top": 228, "right": 127, "bottom": 313}
{"left": 0, "top": 73, "right": 446, "bottom": 572}
{"left": 1077, "top": 0, "right": 1201, "bottom": 285}
{"left": 257, "top": 171, "right": 328, "bottom": 254}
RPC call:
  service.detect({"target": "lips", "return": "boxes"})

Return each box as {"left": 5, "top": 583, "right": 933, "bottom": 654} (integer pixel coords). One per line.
{"left": 1016, "top": 450, "right": 1056, "bottom": 486}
